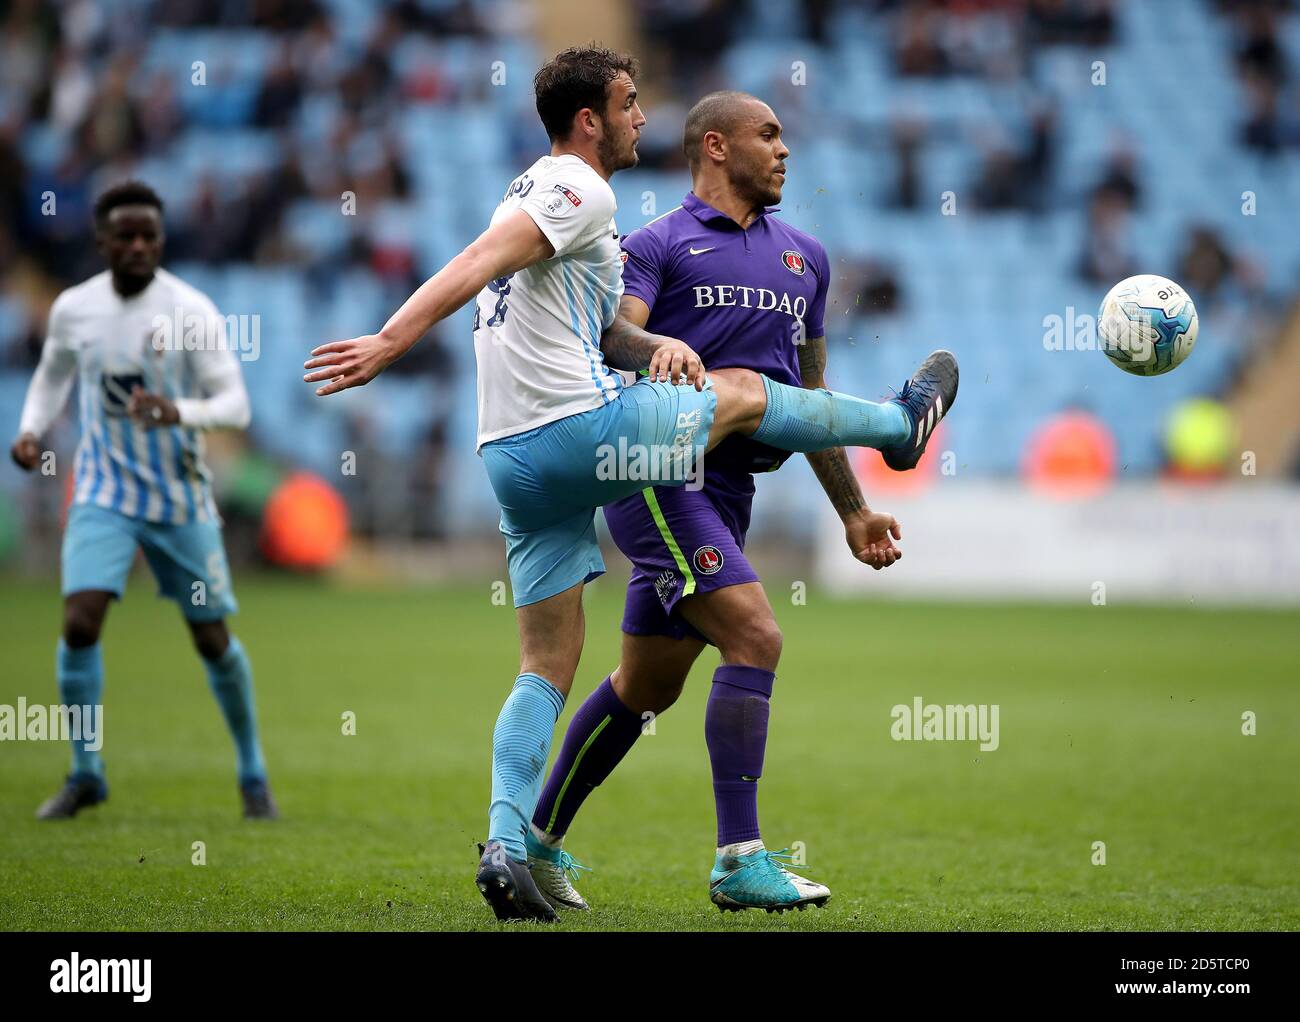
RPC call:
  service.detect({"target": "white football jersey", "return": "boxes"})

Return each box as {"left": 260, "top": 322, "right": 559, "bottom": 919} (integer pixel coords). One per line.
{"left": 473, "top": 153, "right": 624, "bottom": 449}
{"left": 19, "top": 269, "right": 248, "bottom": 524}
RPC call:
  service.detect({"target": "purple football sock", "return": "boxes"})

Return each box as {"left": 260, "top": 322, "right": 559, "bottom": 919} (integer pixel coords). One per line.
{"left": 531, "top": 676, "right": 646, "bottom": 840}
{"left": 706, "top": 664, "right": 775, "bottom": 847}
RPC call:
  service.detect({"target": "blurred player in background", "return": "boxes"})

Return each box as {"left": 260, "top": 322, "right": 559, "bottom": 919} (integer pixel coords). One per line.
{"left": 10, "top": 181, "right": 277, "bottom": 821}
{"left": 528, "top": 91, "right": 914, "bottom": 913}
{"left": 305, "top": 48, "right": 955, "bottom": 922}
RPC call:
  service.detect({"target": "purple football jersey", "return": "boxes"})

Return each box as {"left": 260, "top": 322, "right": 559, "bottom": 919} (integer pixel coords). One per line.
{"left": 620, "top": 191, "right": 830, "bottom": 474}
{"left": 602, "top": 193, "right": 831, "bottom": 641}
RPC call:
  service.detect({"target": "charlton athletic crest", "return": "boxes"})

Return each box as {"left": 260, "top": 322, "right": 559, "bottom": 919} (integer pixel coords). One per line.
{"left": 781, "top": 250, "right": 805, "bottom": 275}
{"left": 693, "top": 545, "right": 724, "bottom": 575}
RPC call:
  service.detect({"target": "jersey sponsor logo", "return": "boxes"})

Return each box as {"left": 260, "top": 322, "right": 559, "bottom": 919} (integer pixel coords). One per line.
{"left": 620, "top": 250, "right": 629, "bottom": 264}
{"left": 781, "top": 250, "right": 806, "bottom": 275}
{"left": 688, "top": 246, "right": 715, "bottom": 255}
{"left": 654, "top": 568, "right": 678, "bottom": 604}
{"left": 101, "top": 372, "right": 146, "bottom": 416}
{"left": 692, "top": 285, "right": 807, "bottom": 320}
{"left": 693, "top": 545, "right": 724, "bottom": 575}
{"left": 473, "top": 275, "right": 513, "bottom": 330}
{"left": 544, "top": 184, "right": 583, "bottom": 214}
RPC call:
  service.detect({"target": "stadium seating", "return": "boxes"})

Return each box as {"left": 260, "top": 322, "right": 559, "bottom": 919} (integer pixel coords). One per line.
{"left": 3, "top": 0, "right": 1297, "bottom": 539}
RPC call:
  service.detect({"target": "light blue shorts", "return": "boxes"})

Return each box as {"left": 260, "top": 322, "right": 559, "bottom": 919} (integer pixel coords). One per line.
{"left": 61, "top": 503, "right": 238, "bottom": 621}
{"left": 481, "top": 378, "right": 717, "bottom": 607}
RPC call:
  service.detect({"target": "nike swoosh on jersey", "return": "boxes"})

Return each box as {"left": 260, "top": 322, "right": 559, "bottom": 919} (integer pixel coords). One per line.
{"left": 688, "top": 246, "right": 715, "bottom": 255}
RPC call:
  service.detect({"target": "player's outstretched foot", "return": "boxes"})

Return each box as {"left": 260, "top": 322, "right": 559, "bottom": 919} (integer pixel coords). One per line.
{"left": 476, "top": 841, "right": 560, "bottom": 923}
{"left": 709, "top": 843, "right": 831, "bottom": 913}
{"left": 240, "top": 778, "right": 279, "bottom": 820}
{"left": 880, "top": 349, "right": 959, "bottom": 471}
{"left": 525, "top": 827, "right": 591, "bottom": 911}
{"left": 36, "top": 772, "right": 108, "bottom": 820}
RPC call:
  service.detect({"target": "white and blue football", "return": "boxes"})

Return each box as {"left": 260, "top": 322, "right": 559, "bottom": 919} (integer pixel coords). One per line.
{"left": 1098, "top": 274, "right": 1198, "bottom": 376}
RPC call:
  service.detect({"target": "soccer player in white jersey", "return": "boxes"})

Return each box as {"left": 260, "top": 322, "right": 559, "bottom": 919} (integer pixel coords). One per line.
{"left": 10, "top": 181, "right": 277, "bottom": 821}
{"left": 305, "top": 47, "right": 956, "bottom": 921}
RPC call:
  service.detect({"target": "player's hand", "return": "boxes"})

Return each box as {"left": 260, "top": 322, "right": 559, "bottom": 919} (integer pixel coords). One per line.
{"left": 845, "top": 510, "right": 902, "bottom": 570}
{"left": 648, "top": 337, "right": 705, "bottom": 390}
{"left": 304, "top": 333, "right": 402, "bottom": 396}
{"left": 10, "top": 432, "right": 40, "bottom": 471}
{"left": 127, "top": 388, "right": 180, "bottom": 428}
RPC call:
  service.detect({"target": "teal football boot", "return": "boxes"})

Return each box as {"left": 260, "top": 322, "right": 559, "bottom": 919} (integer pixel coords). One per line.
{"left": 709, "top": 845, "right": 831, "bottom": 913}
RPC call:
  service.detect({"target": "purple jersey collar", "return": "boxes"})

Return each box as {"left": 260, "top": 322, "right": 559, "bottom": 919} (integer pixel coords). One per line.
{"left": 682, "top": 191, "right": 780, "bottom": 228}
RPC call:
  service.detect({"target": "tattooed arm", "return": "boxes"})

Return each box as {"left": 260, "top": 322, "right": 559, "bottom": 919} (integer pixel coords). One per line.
{"left": 799, "top": 335, "right": 903, "bottom": 570}
{"left": 798, "top": 335, "right": 864, "bottom": 517}
{"left": 600, "top": 295, "right": 705, "bottom": 388}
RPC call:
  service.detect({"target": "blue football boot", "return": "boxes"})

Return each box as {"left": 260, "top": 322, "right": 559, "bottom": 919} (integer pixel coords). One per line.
{"left": 880, "top": 349, "right": 959, "bottom": 471}
{"left": 475, "top": 840, "right": 559, "bottom": 923}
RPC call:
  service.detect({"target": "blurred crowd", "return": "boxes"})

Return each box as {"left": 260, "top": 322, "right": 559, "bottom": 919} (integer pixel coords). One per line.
{"left": 1, "top": 0, "right": 493, "bottom": 539}
{"left": 1, "top": 0, "right": 499, "bottom": 316}
{"left": 0, "top": 0, "right": 1298, "bottom": 559}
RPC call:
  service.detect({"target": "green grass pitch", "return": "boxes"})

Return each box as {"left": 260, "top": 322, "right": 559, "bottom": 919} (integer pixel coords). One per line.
{"left": 1, "top": 574, "right": 1297, "bottom": 931}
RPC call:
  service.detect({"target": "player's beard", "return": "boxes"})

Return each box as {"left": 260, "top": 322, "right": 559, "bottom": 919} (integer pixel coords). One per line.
{"left": 596, "top": 130, "right": 637, "bottom": 174}
{"left": 734, "top": 160, "right": 782, "bottom": 210}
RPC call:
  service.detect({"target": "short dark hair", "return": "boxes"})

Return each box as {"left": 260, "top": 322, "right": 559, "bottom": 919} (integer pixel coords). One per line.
{"left": 534, "top": 45, "right": 639, "bottom": 142}
{"left": 94, "top": 180, "right": 164, "bottom": 228}
{"left": 683, "top": 91, "right": 762, "bottom": 170}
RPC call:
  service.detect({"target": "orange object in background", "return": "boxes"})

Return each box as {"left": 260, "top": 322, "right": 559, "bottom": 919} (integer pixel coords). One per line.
{"left": 1023, "top": 411, "right": 1117, "bottom": 498}
{"left": 853, "top": 421, "right": 946, "bottom": 496}
{"left": 260, "top": 472, "right": 349, "bottom": 570}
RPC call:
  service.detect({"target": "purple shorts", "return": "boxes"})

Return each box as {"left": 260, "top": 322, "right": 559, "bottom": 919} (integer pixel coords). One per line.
{"left": 602, "top": 465, "right": 760, "bottom": 644}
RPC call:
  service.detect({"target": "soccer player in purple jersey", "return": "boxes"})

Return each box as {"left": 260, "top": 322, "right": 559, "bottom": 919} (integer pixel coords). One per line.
{"left": 527, "top": 92, "right": 921, "bottom": 912}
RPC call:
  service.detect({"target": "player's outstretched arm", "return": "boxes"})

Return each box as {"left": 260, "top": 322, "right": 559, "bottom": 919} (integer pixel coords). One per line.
{"left": 601, "top": 295, "right": 706, "bottom": 390}
{"left": 798, "top": 334, "right": 902, "bottom": 571}
{"left": 11, "top": 309, "right": 77, "bottom": 471}
{"left": 304, "top": 210, "right": 555, "bottom": 397}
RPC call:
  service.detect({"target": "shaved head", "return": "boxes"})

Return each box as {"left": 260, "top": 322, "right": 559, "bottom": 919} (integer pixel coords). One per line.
{"left": 683, "top": 90, "right": 767, "bottom": 170}
{"left": 682, "top": 90, "right": 788, "bottom": 210}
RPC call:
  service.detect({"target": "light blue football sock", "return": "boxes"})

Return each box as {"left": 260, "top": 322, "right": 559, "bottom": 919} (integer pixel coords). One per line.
{"left": 202, "top": 636, "right": 266, "bottom": 786}
{"left": 57, "top": 639, "right": 104, "bottom": 779}
{"left": 751, "top": 375, "right": 910, "bottom": 452}
{"left": 488, "top": 673, "right": 566, "bottom": 863}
